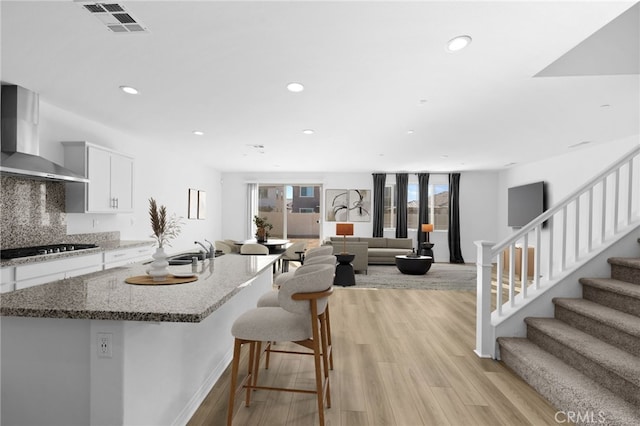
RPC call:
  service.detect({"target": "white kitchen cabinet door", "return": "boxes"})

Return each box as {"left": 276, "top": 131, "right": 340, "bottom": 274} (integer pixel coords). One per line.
{"left": 87, "top": 146, "right": 112, "bottom": 212}
{"left": 110, "top": 153, "right": 134, "bottom": 212}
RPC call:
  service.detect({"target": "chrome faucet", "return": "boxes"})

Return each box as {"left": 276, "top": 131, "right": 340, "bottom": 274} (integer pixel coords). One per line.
{"left": 194, "top": 240, "right": 214, "bottom": 259}
{"left": 205, "top": 239, "right": 215, "bottom": 255}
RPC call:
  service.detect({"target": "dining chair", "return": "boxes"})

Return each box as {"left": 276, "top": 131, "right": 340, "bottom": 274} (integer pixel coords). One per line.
{"left": 240, "top": 243, "right": 269, "bottom": 255}
{"left": 214, "top": 241, "right": 232, "bottom": 254}
{"left": 227, "top": 264, "right": 334, "bottom": 426}
{"left": 224, "top": 239, "right": 241, "bottom": 253}
{"left": 280, "top": 241, "right": 307, "bottom": 272}
{"left": 303, "top": 245, "right": 334, "bottom": 262}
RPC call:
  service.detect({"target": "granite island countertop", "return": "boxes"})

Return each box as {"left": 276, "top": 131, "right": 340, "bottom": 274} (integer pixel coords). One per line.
{"left": 0, "top": 253, "right": 279, "bottom": 323}
{"left": 0, "top": 240, "right": 154, "bottom": 268}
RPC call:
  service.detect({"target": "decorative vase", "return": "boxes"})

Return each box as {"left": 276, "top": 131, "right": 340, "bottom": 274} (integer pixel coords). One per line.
{"left": 149, "top": 246, "right": 169, "bottom": 282}
{"left": 256, "top": 228, "right": 267, "bottom": 243}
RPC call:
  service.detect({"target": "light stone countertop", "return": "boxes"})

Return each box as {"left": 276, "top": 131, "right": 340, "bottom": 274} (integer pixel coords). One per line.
{"left": 0, "top": 254, "right": 279, "bottom": 323}
{"left": 0, "top": 240, "right": 154, "bottom": 267}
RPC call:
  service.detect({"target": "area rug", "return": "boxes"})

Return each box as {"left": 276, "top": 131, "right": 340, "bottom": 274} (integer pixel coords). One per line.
{"left": 352, "top": 263, "right": 477, "bottom": 291}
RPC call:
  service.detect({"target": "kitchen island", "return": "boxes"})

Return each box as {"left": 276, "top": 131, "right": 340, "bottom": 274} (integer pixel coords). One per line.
{"left": 1, "top": 253, "right": 279, "bottom": 426}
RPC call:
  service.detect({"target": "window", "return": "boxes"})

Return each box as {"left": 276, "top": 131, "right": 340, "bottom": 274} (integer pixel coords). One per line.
{"left": 407, "top": 183, "right": 419, "bottom": 229}
{"left": 299, "top": 186, "right": 314, "bottom": 197}
{"left": 429, "top": 175, "right": 449, "bottom": 231}
{"left": 428, "top": 180, "right": 449, "bottom": 231}
{"left": 382, "top": 175, "right": 449, "bottom": 231}
{"left": 383, "top": 185, "right": 395, "bottom": 228}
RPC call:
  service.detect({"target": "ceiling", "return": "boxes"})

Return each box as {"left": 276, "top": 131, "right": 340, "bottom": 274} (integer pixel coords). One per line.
{"left": 1, "top": 1, "right": 638, "bottom": 173}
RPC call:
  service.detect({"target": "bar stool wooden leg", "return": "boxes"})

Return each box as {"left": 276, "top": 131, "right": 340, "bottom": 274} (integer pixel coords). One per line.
{"left": 324, "top": 304, "right": 334, "bottom": 370}
{"left": 265, "top": 341, "right": 272, "bottom": 369}
{"left": 245, "top": 342, "right": 257, "bottom": 406}
{"left": 310, "top": 303, "right": 327, "bottom": 425}
{"left": 227, "top": 338, "right": 243, "bottom": 426}
{"left": 319, "top": 311, "right": 331, "bottom": 409}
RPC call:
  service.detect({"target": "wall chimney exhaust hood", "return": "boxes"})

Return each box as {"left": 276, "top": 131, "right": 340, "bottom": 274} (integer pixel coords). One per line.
{"left": 1, "top": 85, "right": 89, "bottom": 183}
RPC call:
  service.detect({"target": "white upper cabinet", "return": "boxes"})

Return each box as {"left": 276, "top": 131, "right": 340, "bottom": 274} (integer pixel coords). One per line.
{"left": 63, "top": 141, "right": 135, "bottom": 213}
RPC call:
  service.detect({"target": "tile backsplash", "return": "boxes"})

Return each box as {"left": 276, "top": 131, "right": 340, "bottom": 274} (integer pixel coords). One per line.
{"left": 0, "top": 176, "right": 119, "bottom": 249}
{"left": 1, "top": 176, "right": 67, "bottom": 249}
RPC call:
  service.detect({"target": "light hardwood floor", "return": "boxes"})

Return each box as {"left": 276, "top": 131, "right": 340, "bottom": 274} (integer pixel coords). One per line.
{"left": 188, "top": 287, "right": 563, "bottom": 426}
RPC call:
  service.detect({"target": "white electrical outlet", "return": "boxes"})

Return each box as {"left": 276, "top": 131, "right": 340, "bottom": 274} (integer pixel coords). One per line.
{"left": 97, "top": 332, "right": 113, "bottom": 358}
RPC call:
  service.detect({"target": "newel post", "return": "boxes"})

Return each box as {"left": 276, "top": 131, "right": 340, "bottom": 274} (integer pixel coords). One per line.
{"left": 475, "top": 240, "right": 495, "bottom": 358}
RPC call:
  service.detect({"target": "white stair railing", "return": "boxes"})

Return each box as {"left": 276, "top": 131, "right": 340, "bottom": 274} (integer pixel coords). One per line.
{"left": 475, "top": 144, "right": 640, "bottom": 358}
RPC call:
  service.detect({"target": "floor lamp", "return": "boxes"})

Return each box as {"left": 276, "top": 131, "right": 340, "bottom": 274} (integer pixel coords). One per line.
{"left": 336, "top": 223, "right": 354, "bottom": 254}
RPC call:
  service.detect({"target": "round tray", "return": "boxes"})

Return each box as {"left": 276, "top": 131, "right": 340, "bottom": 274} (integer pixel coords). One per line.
{"left": 125, "top": 274, "right": 198, "bottom": 285}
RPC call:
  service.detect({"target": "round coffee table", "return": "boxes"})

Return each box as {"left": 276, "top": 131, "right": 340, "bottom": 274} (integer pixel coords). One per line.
{"left": 395, "top": 255, "right": 433, "bottom": 275}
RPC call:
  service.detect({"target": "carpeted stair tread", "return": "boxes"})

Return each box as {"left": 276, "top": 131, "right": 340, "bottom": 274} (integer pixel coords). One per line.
{"left": 553, "top": 298, "right": 640, "bottom": 338}
{"left": 524, "top": 317, "right": 640, "bottom": 388}
{"left": 579, "top": 277, "right": 640, "bottom": 299}
{"left": 608, "top": 257, "right": 640, "bottom": 269}
{"left": 498, "top": 337, "right": 640, "bottom": 425}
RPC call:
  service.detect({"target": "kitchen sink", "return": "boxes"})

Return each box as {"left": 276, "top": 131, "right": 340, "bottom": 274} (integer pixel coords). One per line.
{"left": 167, "top": 252, "right": 206, "bottom": 265}
{"left": 166, "top": 251, "right": 225, "bottom": 265}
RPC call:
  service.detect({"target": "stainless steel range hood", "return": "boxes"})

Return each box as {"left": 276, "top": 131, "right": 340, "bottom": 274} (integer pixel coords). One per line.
{"left": 1, "top": 85, "right": 89, "bottom": 183}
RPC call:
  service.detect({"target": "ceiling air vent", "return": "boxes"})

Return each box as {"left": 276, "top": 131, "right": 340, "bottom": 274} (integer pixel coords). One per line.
{"left": 76, "top": 1, "right": 149, "bottom": 34}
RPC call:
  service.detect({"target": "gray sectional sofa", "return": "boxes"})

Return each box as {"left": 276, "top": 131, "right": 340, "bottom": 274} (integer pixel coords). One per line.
{"left": 323, "top": 236, "right": 414, "bottom": 273}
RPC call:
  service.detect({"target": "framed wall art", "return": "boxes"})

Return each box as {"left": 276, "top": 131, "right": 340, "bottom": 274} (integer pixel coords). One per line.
{"left": 325, "top": 189, "right": 349, "bottom": 222}
{"left": 188, "top": 188, "right": 198, "bottom": 219}
{"left": 325, "top": 188, "right": 371, "bottom": 222}
{"left": 348, "top": 189, "right": 371, "bottom": 222}
{"left": 197, "top": 190, "right": 206, "bottom": 219}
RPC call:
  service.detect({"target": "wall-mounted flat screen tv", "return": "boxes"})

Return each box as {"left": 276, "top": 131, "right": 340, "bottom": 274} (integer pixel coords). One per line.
{"left": 508, "top": 181, "right": 546, "bottom": 228}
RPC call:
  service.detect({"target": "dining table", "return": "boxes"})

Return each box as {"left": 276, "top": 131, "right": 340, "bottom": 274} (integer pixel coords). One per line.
{"left": 234, "top": 238, "right": 290, "bottom": 254}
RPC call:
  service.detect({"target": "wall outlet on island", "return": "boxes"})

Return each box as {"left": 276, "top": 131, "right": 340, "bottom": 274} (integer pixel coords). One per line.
{"left": 93, "top": 219, "right": 100, "bottom": 228}
{"left": 97, "top": 332, "right": 113, "bottom": 358}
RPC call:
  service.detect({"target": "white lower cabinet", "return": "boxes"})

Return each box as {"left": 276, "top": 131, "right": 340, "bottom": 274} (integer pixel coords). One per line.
{"left": 104, "top": 246, "right": 153, "bottom": 269}
{"left": 15, "top": 254, "right": 103, "bottom": 290}
{"left": 2, "top": 245, "right": 153, "bottom": 292}
{"left": 1, "top": 267, "right": 16, "bottom": 293}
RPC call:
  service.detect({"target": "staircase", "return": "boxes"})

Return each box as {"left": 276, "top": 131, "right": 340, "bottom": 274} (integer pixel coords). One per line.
{"left": 498, "top": 245, "right": 640, "bottom": 426}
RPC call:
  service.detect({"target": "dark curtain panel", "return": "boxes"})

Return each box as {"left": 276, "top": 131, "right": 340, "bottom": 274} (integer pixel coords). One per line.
{"left": 417, "top": 173, "right": 430, "bottom": 248}
{"left": 372, "top": 173, "right": 386, "bottom": 237}
{"left": 448, "top": 173, "right": 465, "bottom": 263}
{"left": 395, "top": 173, "right": 408, "bottom": 238}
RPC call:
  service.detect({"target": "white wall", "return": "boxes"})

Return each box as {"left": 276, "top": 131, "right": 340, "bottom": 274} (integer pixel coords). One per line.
{"left": 221, "top": 170, "right": 500, "bottom": 263}
{"left": 496, "top": 135, "right": 640, "bottom": 243}
{"left": 37, "top": 101, "right": 221, "bottom": 254}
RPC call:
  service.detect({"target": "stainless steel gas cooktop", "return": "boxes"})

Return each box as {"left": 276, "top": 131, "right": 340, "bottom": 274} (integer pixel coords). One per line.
{"left": 0, "top": 243, "right": 98, "bottom": 260}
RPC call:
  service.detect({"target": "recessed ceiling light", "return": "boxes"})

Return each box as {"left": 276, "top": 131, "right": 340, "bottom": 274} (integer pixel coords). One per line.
{"left": 418, "top": 99, "right": 428, "bottom": 106}
{"left": 302, "top": 129, "right": 314, "bottom": 135}
{"left": 407, "top": 130, "right": 414, "bottom": 135}
{"left": 193, "top": 131, "right": 204, "bottom": 136}
{"left": 600, "top": 104, "right": 611, "bottom": 108}
{"left": 286, "top": 82, "right": 304, "bottom": 93}
{"left": 119, "top": 85, "right": 138, "bottom": 95}
{"left": 447, "top": 35, "right": 472, "bottom": 52}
